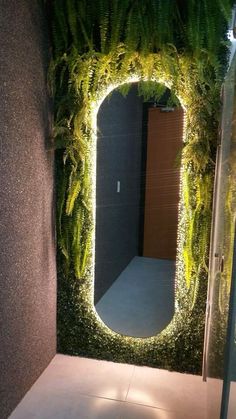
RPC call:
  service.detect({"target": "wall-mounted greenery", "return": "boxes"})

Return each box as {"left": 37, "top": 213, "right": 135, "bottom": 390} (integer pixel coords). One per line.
{"left": 50, "top": 0, "right": 233, "bottom": 373}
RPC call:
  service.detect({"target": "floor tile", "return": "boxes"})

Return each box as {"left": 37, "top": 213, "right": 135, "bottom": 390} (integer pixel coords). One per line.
{"left": 228, "top": 380, "right": 236, "bottom": 419}
{"left": 206, "top": 377, "right": 223, "bottom": 419}
{"left": 121, "top": 403, "right": 180, "bottom": 419}
{"left": 9, "top": 355, "right": 207, "bottom": 419}
{"left": 10, "top": 395, "right": 202, "bottom": 419}
{"left": 18, "top": 355, "right": 134, "bottom": 402}
{"left": 127, "top": 365, "right": 206, "bottom": 419}
{"left": 10, "top": 394, "right": 123, "bottom": 419}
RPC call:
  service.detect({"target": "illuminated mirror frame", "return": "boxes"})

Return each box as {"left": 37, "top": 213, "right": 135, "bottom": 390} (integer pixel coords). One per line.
{"left": 56, "top": 50, "right": 215, "bottom": 372}
{"left": 91, "top": 76, "right": 184, "bottom": 328}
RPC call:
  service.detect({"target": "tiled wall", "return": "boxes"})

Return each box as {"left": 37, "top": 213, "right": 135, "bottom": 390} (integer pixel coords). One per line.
{"left": 95, "top": 85, "right": 143, "bottom": 302}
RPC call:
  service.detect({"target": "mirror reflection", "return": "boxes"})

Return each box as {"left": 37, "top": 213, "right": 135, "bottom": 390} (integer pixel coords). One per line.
{"left": 95, "top": 83, "right": 183, "bottom": 337}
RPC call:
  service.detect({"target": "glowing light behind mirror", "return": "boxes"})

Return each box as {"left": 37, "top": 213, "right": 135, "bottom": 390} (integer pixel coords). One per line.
{"left": 90, "top": 77, "right": 186, "bottom": 335}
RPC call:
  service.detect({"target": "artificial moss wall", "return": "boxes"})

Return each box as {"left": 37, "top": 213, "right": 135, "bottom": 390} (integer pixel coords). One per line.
{"left": 49, "top": 0, "right": 233, "bottom": 373}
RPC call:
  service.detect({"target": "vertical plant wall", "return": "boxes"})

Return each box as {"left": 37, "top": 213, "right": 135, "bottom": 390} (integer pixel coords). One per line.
{"left": 50, "top": 0, "right": 233, "bottom": 373}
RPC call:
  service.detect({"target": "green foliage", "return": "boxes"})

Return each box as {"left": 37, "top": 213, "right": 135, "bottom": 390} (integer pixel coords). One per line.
{"left": 183, "top": 171, "right": 213, "bottom": 310}
{"left": 66, "top": 176, "right": 81, "bottom": 216}
{"left": 138, "top": 81, "right": 168, "bottom": 102}
{"left": 51, "top": 0, "right": 232, "bottom": 371}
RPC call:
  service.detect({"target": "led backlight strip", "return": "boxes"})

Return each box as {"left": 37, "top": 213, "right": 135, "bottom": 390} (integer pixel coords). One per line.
{"left": 88, "top": 77, "right": 186, "bottom": 335}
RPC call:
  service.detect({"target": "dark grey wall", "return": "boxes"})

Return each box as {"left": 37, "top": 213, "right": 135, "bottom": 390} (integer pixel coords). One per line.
{"left": 95, "top": 85, "right": 143, "bottom": 303}
{"left": 0, "top": 2, "right": 56, "bottom": 418}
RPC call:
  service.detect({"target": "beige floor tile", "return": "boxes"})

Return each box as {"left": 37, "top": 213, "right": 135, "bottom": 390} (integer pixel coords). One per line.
{"left": 10, "top": 396, "right": 202, "bottom": 419}
{"left": 9, "top": 355, "right": 207, "bottom": 419}
{"left": 126, "top": 365, "right": 206, "bottom": 419}
{"left": 228, "top": 381, "right": 236, "bottom": 419}
{"left": 206, "top": 377, "right": 223, "bottom": 419}
{"left": 121, "top": 403, "right": 181, "bottom": 419}
{"left": 10, "top": 394, "right": 123, "bottom": 419}
{"left": 30, "top": 354, "right": 134, "bottom": 402}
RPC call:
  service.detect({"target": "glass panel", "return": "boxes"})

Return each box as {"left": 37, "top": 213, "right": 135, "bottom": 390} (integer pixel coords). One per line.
{"left": 222, "top": 49, "right": 236, "bottom": 419}
{"left": 223, "top": 232, "right": 236, "bottom": 419}
{"left": 204, "top": 52, "right": 236, "bottom": 419}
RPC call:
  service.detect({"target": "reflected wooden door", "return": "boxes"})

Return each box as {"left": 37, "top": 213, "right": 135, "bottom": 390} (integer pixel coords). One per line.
{"left": 143, "top": 107, "right": 183, "bottom": 260}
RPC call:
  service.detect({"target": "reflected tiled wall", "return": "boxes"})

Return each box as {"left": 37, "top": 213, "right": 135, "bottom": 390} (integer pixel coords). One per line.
{"left": 95, "top": 85, "right": 143, "bottom": 302}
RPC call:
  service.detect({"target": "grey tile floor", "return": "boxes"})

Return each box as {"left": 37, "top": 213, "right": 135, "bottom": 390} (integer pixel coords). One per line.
{"left": 10, "top": 355, "right": 207, "bottom": 419}
{"left": 96, "top": 256, "right": 175, "bottom": 337}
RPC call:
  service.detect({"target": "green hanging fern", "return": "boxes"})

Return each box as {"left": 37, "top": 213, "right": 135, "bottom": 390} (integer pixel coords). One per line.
{"left": 98, "top": 0, "right": 110, "bottom": 53}
{"left": 66, "top": 176, "right": 81, "bottom": 216}
{"left": 50, "top": 0, "right": 233, "bottom": 371}
{"left": 66, "top": 0, "right": 79, "bottom": 50}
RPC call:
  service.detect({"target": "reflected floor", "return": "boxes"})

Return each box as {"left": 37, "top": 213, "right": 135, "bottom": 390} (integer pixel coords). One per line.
{"left": 96, "top": 256, "right": 175, "bottom": 337}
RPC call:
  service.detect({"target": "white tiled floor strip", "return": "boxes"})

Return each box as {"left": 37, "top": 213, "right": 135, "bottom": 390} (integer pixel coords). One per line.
{"left": 10, "top": 354, "right": 206, "bottom": 419}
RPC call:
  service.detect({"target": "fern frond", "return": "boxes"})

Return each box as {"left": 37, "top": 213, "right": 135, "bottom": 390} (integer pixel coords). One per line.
{"left": 99, "top": 0, "right": 110, "bottom": 53}
{"left": 66, "top": 0, "right": 79, "bottom": 49}
{"left": 66, "top": 177, "right": 81, "bottom": 215}
{"left": 53, "top": 0, "right": 69, "bottom": 55}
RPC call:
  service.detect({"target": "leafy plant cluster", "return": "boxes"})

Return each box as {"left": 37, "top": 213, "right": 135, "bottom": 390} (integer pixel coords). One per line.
{"left": 49, "top": 0, "right": 234, "bottom": 372}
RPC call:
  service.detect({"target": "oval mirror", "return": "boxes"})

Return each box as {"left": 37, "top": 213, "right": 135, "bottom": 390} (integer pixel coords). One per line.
{"left": 95, "top": 82, "right": 184, "bottom": 338}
